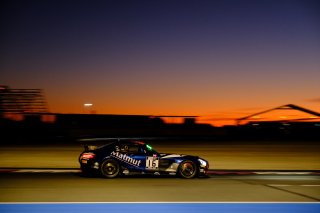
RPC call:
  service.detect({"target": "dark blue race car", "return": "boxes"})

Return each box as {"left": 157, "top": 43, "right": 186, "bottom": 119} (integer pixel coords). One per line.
{"left": 79, "top": 139, "right": 209, "bottom": 179}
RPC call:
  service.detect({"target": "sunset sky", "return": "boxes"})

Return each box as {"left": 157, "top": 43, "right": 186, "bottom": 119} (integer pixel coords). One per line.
{"left": 1, "top": 0, "right": 319, "bottom": 125}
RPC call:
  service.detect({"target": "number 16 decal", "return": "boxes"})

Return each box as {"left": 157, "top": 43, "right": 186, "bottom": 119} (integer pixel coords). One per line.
{"left": 146, "top": 156, "right": 159, "bottom": 169}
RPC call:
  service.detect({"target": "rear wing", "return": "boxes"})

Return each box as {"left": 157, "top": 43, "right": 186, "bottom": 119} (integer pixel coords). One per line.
{"left": 78, "top": 137, "right": 158, "bottom": 151}
{"left": 78, "top": 138, "right": 119, "bottom": 151}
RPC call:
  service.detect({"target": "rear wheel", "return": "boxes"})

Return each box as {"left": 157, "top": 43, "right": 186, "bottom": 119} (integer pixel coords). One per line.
{"left": 178, "top": 160, "right": 197, "bottom": 179}
{"left": 100, "top": 159, "right": 120, "bottom": 178}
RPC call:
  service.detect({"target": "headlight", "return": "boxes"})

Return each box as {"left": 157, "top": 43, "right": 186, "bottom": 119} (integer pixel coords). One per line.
{"left": 198, "top": 158, "right": 207, "bottom": 167}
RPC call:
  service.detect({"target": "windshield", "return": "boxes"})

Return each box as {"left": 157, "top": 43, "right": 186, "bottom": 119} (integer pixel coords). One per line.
{"left": 145, "top": 144, "right": 158, "bottom": 154}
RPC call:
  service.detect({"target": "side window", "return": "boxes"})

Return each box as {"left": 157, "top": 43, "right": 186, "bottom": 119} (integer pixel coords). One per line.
{"left": 119, "top": 144, "right": 140, "bottom": 154}
{"left": 120, "top": 144, "right": 129, "bottom": 153}
{"left": 114, "top": 145, "right": 120, "bottom": 152}
{"left": 138, "top": 145, "right": 147, "bottom": 154}
{"left": 119, "top": 144, "right": 148, "bottom": 154}
{"left": 144, "top": 144, "right": 156, "bottom": 155}
{"left": 128, "top": 145, "right": 139, "bottom": 153}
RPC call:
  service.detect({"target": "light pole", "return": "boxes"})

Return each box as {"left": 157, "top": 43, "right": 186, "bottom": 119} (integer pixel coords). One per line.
{"left": 83, "top": 103, "right": 93, "bottom": 114}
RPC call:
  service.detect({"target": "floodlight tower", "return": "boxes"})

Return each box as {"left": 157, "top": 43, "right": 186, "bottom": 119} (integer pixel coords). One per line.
{"left": 83, "top": 102, "right": 93, "bottom": 114}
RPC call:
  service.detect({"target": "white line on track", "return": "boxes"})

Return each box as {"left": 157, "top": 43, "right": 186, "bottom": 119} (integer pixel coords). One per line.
{"left": 254, "top": 172, "right": 312, "bottom": 175}
{"left": 1, "top": 201, "right": 320, "bottom": 204}
{"left": 268, "top": 184, "right": 320, "bottom": 187}
{"left": 13, "top": 169, "right": 80, "bottom": 173}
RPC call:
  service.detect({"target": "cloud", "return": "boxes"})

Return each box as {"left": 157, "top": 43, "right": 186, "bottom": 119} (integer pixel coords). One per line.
{"left": 306, "top": 98, "right": 320, "bottom": 103}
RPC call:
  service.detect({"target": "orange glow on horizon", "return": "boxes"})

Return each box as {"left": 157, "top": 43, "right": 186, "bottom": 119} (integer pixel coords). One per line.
{"left": 44, "top": 99, "right": 320, "bottom": 127}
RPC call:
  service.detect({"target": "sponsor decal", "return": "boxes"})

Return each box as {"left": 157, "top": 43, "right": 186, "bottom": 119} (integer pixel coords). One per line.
{"left": 146, "top": 156, "right": 159, "bottom": 169}
{"left": 111, "top": 151, "right": 141, "bottom": 167}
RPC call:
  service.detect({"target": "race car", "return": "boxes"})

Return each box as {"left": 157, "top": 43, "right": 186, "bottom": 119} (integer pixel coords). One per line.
{"left": 79, "top": 139, "right": 209, "bottom": 178}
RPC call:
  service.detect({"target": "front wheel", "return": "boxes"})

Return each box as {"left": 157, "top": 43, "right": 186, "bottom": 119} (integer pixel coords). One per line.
{"left": 100, "top": 159, "right": 120, "bottom": 178}
{"left": 178, "top": 160, "right": 198, "bottom": 179}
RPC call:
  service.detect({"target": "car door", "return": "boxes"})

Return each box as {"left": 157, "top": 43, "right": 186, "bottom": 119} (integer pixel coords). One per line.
{"left": 121, "top": 144, "right": 160, "bottom": 173}
{"left": 144, "top": 148, "right": 160, "bottom": 171}
{"left": 116, "top": 144, "right": 146, "bottom": 172}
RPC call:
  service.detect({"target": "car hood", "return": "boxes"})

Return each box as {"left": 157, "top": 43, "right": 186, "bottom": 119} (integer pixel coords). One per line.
{"left": 159, "top": 153, "right": 198, "bottom": 159}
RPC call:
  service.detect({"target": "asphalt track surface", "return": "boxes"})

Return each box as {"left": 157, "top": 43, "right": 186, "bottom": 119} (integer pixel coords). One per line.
{"left": 0, "top": 172, "right": 319, "bottom": 202}
{"left": 0, "top": 141, "right": 319, "bottom": 202}
{"left": 1, "top": 141, "right": 320, "bottom": 170}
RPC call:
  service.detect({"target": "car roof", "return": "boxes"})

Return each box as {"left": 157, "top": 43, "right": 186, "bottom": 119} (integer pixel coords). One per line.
{"left": 99, "top": 140, "right": 145, "bottom": 148}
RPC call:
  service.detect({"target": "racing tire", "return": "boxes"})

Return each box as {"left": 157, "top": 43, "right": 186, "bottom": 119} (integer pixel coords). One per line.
{"left": 178, "top": 160, "right": 198, "bottom": 179}
{"left": 100, "top": 159, "right": 120, "bottom": 178}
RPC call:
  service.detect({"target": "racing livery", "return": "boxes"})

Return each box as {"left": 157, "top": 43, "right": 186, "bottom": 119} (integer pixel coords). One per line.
{"left": 79, "top": 139, "right": 209, "bottom": 178}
